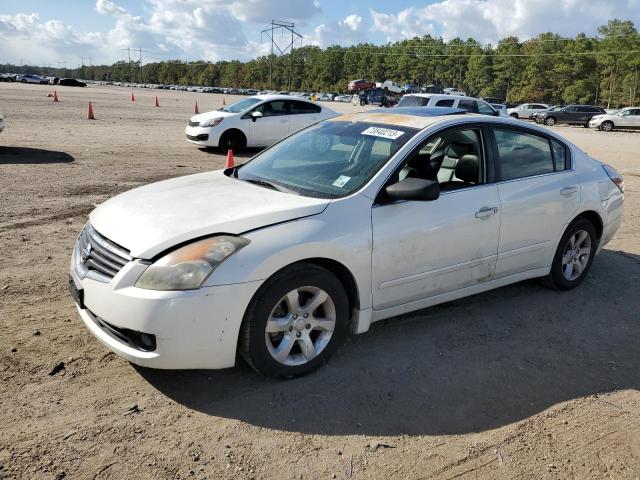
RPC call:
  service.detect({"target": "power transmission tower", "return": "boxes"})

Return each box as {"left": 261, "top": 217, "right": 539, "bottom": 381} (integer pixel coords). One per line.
{"left": 261, "top": 20, "right": 302, "bottom": 90}
{"left": 123, "top": 47, "right": 132, "bottom": 82}
{"left": 137, "top": 48, "right": 146, "bottom": 83}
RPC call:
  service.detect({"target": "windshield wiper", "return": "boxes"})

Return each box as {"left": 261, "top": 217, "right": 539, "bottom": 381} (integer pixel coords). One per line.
{"left": 243, "top": 178, "right": 294, "bottom": 194}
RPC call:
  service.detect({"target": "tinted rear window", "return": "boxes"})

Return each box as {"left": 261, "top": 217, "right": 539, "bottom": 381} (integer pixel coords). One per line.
{"left": 398, "top": 96, "right": 430, "bottom": 107}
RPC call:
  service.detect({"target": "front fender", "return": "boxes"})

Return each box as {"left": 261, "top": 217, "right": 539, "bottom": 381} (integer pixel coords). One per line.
{"left": 204, "top": 195, "right": 374, "bottom": 311}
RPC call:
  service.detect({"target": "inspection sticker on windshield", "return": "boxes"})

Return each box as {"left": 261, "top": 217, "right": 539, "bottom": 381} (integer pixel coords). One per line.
{"left": 332, "top": 175, "right": 351, "bottom": 187}
{"left": 361, "top": 126, "right": 404, "bottom": 140}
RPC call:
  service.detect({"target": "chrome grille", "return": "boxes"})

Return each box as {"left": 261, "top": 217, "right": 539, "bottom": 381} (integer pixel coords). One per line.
{"left": 76, "top": 224, "right": 131, "bottom": 280}
{"left": 188, "top": 120, "right": 200, "bottom": 127}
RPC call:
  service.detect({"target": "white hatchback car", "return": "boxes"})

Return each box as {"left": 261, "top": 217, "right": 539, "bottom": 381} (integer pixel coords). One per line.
{"left": 185, "top": 95, "right": 337, "bottom": 150}
{"left": 398, "top": 94, "right": 499, "bottom": 116}
{"left": 589, "top": 107, "right": 640, "bottom": 131}
{"left": 70, "top": 109, "right": 624, "bottom": 378}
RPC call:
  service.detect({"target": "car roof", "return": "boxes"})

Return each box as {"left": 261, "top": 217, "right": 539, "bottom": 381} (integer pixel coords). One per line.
{"left": 253, "top": 94, "right": 319, "bottom": 102}
{"left": 327, "top": 108, "right": 469, "bottom": 129}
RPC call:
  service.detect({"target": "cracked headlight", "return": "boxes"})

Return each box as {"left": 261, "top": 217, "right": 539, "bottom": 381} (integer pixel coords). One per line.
{"left": 135, "top": 236, "right": 249, "bottom": 291}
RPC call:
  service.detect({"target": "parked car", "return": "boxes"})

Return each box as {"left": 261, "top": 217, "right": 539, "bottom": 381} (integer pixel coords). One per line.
{"left": 532, "top": 105, "right": 564, "bottom": 123}
{"left": 317, "top": 93, "right": 333, "bottom": 102}
{"left": 347, "top": 79, "right": 376, "bottom": 93}
{"left": 443, "top": 87, "right": 467, "bottom": 96}
{"left": 588, "top": 107, "right": 640, "bottom": 131}
{"left": 382, "top": 80, "right": 404, "bottom": 94}
{"left": 491, "top": 104, "right": 509, "bottom": 116}
{"left": 0, "top": 73, "right": 16, "bottom": 82}
{"left": 507, "top": 103, "right": 551, "bottom": 119}
{"left": 403, "top": 83, "right": 421, "bottom": 94}
{"left": 0, "top": 112, "right": 4, "bottom": 133}
{"left": 58, "top": 78, "right": 87, "bottom": 87}
{"left": 359, "top": 88, "right": 402, "bottom": 107}
{"left": 70, "top": 108, "right": 623, "bottom": 377}
{"left": 537, "top": 105, "right": 607, "bottom": 127}
{"left": 16, "top": 74, "right": 47, "bottom": 84}
{"left": 185, "top": 95, "right": 337, "bottom": 150}
{"left": 397, "top": 94, "right": 499, "bottom": 116}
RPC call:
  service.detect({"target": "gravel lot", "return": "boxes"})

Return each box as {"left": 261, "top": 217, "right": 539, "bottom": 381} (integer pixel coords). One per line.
{"left": 1, "top": 82, "right": 639, "bottom": 480}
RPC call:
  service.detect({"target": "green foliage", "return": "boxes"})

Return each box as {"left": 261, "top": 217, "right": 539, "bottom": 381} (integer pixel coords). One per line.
{"left": 2, "top": 19, "right": 639, "bottom": 106}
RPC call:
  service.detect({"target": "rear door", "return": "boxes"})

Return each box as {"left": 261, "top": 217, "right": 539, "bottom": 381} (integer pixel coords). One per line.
{"left": 492, "top": 126, "right": 580, "bottom": 277}
{"left": 287, "top": 100, "right": 323, "bottom": 134}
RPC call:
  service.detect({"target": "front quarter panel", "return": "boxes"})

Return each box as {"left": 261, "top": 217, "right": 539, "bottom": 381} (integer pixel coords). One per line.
{"left": 205, "top": 194, "right": 374, "bottom": 311}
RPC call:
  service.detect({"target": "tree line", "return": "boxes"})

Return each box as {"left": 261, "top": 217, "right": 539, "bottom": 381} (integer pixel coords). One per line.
{"left": 2, "top": 19, "right": 638, "bottom": 107}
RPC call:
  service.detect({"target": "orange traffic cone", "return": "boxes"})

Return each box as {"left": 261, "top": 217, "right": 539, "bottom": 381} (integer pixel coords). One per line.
{"left": 131, "top": 92, "right": 135, "bottom": 102}
{"left": 155, "top": 96, "right": 160, "bottom": 107}
{"left": 222, "top": 97, "right": 226, "bottom": 106}
{"left": 87, "top": 102, "right": 95, "bottom": 120}
{"left": 53, "top": 90, "right": 59, "bottom": 102}
{"left": 194, "top": 101, "right": 199, "bottom": 114}
{"left": 225, "top": 149, "right": 235, "bottom": 168}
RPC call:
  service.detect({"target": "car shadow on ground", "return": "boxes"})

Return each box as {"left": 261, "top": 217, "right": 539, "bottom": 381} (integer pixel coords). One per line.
{"left": 0, "top": 146, "right": 75, "bottom": 164}
{"left": 138, "top": 249, "right": 640, "bottom": 436}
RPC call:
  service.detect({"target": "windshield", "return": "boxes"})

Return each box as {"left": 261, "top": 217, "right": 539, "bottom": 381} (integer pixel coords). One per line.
{"left": 236, "top": 121, "right": 417, "bottom": 198}
{"left": 221, "top": 97, "right": 261, "bottom": 113}
{"left": 398, "top": 96, "right": 430, "bottom": 107}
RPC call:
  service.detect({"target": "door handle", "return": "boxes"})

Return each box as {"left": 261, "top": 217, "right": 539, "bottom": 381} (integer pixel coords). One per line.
{"left": 475, "top": 206, "right": 498, "bottom": 218}
{"left": 560, "top": 186, "right": 578, "bottom": 196}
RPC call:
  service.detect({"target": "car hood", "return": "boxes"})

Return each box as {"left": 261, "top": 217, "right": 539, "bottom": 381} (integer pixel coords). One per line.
{"left": 89, "top": 170, "right": 330, "bottom": 259}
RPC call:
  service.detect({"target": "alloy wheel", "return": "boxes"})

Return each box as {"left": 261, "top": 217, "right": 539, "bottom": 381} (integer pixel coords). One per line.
{"left": 265, "top": 286, "right": 336, "bottom": 366}
{"left": 561, "top": 229, "right": 592, "bottom": 281}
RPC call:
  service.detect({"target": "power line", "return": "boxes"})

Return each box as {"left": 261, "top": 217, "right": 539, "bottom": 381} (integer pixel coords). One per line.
{"left": 344, "top": 49, "right": 640, "bottom": 58}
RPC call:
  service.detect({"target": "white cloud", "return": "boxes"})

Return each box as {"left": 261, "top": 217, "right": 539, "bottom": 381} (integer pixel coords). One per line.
{"left": 307, "top": 14, "right": 367, "bottom": 47}
{"left": 95, "top": 0, "right": 127, "bottom": 16}
{"left": 370, "top": 0, "right": 640, "bottom": 44}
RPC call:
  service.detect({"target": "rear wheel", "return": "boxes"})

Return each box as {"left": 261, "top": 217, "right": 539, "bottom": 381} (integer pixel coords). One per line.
{"left": 544, "top": 116, "right": 556, "bottom": 126}
{"left": 510, "top": 113, "right": 519, "bottom": 119}
{"left": 543, "top": 218, "right": 597, "bottom": 290}
{"left": 600, "top": 121, "right": 614, "bottom": 132}
{"left": 239, "top": 263, "right": 350, "bottom": 378}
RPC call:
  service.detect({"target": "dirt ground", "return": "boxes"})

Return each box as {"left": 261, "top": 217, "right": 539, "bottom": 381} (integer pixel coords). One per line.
{"left": 0, "top": 82, "right": 639, "bottom": 480}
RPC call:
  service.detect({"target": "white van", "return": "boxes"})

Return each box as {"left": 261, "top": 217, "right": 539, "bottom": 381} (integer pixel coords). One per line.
{"left": 397, "top": 94, "right": 499, "bottom": 116}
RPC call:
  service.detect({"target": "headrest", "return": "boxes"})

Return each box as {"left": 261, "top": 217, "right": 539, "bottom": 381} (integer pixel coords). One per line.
{"left": 455, "top": 154, "right": 479, "bottom": 183}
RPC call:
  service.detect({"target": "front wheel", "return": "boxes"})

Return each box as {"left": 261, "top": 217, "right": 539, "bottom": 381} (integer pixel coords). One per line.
{"left": 239, "top": 263, "right": 350, "bottom": 378}
{"left": 510, "top": 113, "right": 519, "bottom": 119}
{"left": 218, "top": 130, "right": 245, "bottom": 153}
{"left": 543, "top": 218, "right": 597, "bottom": 290}
{"left": 360, "top": 99, "right": 366, "bottom": 106}
{"left": 600, "top": 121, "right": 614, "bottom": 132}
{"left": 544, "top": 117, "right": 556, "bottom": 126}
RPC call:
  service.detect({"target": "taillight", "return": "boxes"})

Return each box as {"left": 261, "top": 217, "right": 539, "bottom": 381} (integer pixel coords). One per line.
{"left": 603, "top": 165, "right": 624, "bottom": 193}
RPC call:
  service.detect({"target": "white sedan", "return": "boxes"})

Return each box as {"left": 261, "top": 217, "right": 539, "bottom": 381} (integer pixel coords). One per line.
{"left": 185, "top": 95, "right": 337, "bottom": 150}
{"left": 70, "top": 109, "right": 624, "bottom": 378}
{"left": 589, "top": 107, "right": 640, "bottom": 131}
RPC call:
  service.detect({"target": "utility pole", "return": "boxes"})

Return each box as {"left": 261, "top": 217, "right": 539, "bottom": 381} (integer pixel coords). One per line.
{"left": 123, "top": 47, "right": 132, "bottom": 82}
{"left": 137, "top": 48, "right": 145, "bottom": 83}
{"left": 261, "top": 20, "right": 302, "bottom": 90}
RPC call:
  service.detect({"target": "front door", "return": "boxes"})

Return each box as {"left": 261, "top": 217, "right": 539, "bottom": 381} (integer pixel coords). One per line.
{"left": 248, "top": 100, "right": 291, "bottom": 147}
{"left": 371, "top": 126, "right": 501, "bottom": 310}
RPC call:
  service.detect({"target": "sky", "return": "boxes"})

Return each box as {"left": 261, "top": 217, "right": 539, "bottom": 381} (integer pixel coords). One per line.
{"left": 1, "top": 0, "right": 639, "bottom": 67}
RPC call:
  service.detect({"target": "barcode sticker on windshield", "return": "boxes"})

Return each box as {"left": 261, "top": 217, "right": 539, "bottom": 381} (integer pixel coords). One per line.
{"left": 361, "top": 126, "right": 404, "bottom": 140}
{"left": 332, "top": 175, "right": 351, "bottom": 187}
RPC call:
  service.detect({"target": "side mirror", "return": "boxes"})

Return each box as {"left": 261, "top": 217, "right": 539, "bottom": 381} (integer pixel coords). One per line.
{"left": 385, "top": 177, "right": 440, "bottom": 202}
{"left": 251, "top": 111, "right": 263, "bottom": 122}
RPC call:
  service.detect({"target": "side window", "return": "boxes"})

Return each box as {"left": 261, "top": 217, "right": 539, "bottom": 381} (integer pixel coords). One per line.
{"left": 551, "top": 140, "right": 568, "bottom": 171}
{"left": 398, "top": 128, "right": 484, "bottom": 191}
{"left": 256, "top": 100, "right": 288, "bottom": 117}
{"left": 565, "top": 106, "right": 577, "bottom": 113}
{"left": 458, "top": 99, "right": 479, "bottom": 113}
{"left": 630, "top": 109, "right": 640, "bottom": 116}
{"left": 477, "top": 101, "right": 496, "bottom": 116}
{"left": 494, "top": 128, "right": 554, "bottom": 181}
{"left": 435, "top": 99, "right": 454, "bottom": 107}
{"left": 289, "top": 101, "right": 321, "bottom": 114}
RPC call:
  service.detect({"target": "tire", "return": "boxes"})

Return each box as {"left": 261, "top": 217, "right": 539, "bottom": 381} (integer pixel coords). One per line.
{"left": 544, "top": 116, "right": 556, "bottom": 126}
{"left": 360, "top": 99, "right": 366, "bottom": 106}
{"left": 600, "top": 121, "right": 614, "bottom": 132}
{"left": 239, "top": 263, "right": 350, "bottom": 378}
{"left": 218, "top": 130, "right": 245, "bottom": 153}
{"left": 510, "top": 113, "right": 519, "bottom": 119}
{"left": 543, "top": 218, "right": 597, "bottom": 291}
{"left": 21, "top": 79, "right": 27, "bottom": 83}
